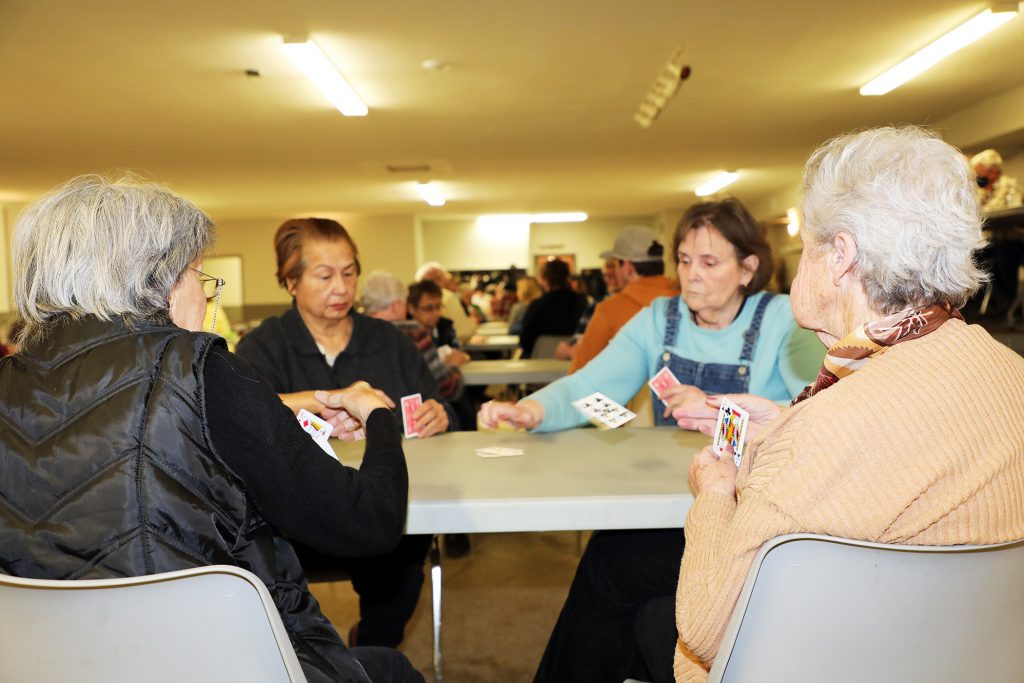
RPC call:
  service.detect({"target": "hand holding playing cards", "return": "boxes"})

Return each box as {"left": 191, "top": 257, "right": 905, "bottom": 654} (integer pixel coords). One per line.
{"left": 703, "top": 394, "right": 782, "bottom": 440}
{"left": 412, "top": 398, "right": 449, "bottom": 438}
{"left": 689, "top": 445, "right": 738, "bottom": 499}
{"left": 478, "top": 400, "right": 544, "bottom": 430}
{"left": 314, "top": 383, "right": 394, "bottom": 441}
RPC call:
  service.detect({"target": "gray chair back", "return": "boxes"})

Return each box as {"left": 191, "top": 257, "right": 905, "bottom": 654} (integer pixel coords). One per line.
{"left": 532, "top": 334, "right": 572, "bottom": 359}
{"left": 707, "top": 533, "right": 1024, "bottom": 683}
{"left": 0, "top": 564, "right": 307, "bottom": 682}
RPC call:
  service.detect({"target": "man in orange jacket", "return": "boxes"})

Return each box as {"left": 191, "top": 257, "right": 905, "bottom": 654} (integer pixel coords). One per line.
{"left": 569, "top": 226, "right": 679, "bottom": 372}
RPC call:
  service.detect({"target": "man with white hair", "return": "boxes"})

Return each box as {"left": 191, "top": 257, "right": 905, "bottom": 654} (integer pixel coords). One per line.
{"left": 971, "top": 148, "right": 1022, "bottom": 213}
{"left": 415, "top": 261, "right": 475, "bottom": 341}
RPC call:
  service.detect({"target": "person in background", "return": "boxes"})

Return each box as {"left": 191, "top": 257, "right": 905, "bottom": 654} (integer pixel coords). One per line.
{"left": 458, "top": 281, "right": 487, "bottom": 326}
{"left": 237, "top": 218, "right": 452, "bottom": 650}
{"left": 416, "top": 261, "right": 475, "bottom": 341}
{"left": 0, "top": 175, "right": 423, "bottom": 683}
{"left": 407, "top": 280, "right": 471, "bottom": 370}
{"left": 480, "top": 198, "right": 821, "bottom": 683}
{"left": 556, "top": 255, "right": 626, "bottom": 360}
{"left": 508, "top": 276, "right": 543, "bottom": 335}
{"left": 518, "top": 258, "right": 588, "bottom": 358}
{"left": 970, "top": 148, "right": 1024, "bottom": 321}
{"left": 663, "top": 126, "right": 1024, "bottom": 683}
{"left": 490, "top": 275, "right": 519, "bottom": 321}
{"left": 570, "top": 226, "right": 679, "bottom": 373}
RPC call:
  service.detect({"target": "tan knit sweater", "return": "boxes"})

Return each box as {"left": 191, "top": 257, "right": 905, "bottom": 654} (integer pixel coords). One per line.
{"left": 674, "top": 320, "right": 1024, "bottom": 682}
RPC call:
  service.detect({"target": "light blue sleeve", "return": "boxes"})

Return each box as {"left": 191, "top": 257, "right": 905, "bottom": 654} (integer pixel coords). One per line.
{"left": 527, "top": 302, "right": 663, "bottom": 432}
{"left": 779, "top": 325, "right": 825, "bottom": 397}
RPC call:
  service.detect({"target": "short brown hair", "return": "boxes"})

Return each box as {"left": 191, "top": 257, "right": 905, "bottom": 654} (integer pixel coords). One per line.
{"left": 672, "top": 198, "right": 774, "bottom": 295}
{"left": 273, "top": 218, "right": 361, "bottom": 288}
{"left": 541, "top": 258, "right": 571, "bottom": 290}
{"left": 407, "top": 279, "right": 443, "bottom": 308}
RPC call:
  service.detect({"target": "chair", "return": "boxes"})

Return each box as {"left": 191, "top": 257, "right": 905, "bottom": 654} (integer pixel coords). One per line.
{"left": 0, "top": 565, "right": 307, "bottom": 683}
{"left": 531, "top": 334, "right": 573, "bottom": 359}
{"left": 705, "top": 533, "right": 1024, "bottom": 682}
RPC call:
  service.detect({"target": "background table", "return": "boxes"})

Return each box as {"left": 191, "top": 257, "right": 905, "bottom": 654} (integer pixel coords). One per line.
{"left": 462, "top": 334, "right": 520, "bottom": 354}
{"left": 460, "top": 359, "right": 569, "bottom": 386}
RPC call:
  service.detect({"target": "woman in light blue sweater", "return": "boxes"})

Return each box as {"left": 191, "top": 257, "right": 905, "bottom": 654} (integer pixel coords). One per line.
{"left": 479, "top": 198, "right": 822, "bottom": 683}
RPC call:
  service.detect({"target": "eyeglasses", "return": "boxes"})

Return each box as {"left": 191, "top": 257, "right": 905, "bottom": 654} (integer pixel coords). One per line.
{"left": 193, "top": 268, "right": 226, "bottom": 333}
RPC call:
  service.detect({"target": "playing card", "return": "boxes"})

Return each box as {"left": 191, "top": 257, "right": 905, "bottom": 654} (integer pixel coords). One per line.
{"left": 296, "top": 409, "right": 338, "bottom": 460}
{"left": 297, "top": 408, "right": 332, "bottom": 440}
{"left": 401, "top": 393, "right": 423, "bottom": 439}
{"left": 572, "top": 392, "right": 637, "bottom": 429}
{"left": 712, "top": 398, "right": 749, "bottom": 467}
{"left": 475, "top": 446, "right": 525, "bottom": 458}
{"left": 647, "top": 366, "right": 681, "bottom": 399}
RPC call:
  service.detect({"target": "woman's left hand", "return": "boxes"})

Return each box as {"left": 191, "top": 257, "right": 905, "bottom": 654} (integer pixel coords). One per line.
{"left": 413, "top": 398, "right": 449, "bottom": 438}
{"left": 689, "top": 445, "right": 738, "bottom": 498}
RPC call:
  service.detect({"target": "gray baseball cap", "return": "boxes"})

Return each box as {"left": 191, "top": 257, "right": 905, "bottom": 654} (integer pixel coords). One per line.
{"left": 599, "top": 226, "right": 665, "bottom": 262}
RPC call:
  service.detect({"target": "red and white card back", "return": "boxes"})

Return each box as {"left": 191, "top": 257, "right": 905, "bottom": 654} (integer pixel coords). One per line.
{"left": 647, "top": 366, "right": 681, "bottom": 399}
{"left": 400, "top": 393, "right": 423, "bottom": 439}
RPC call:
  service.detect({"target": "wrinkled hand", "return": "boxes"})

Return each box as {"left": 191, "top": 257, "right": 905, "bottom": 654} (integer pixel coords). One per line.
{"left": 412, "top": 398, "right": 449, "bottom": 438}
{"left": 315, "top": 382, "right": 395, "bottom": 441}
{"left": 700, "top": 394, "right": 782, "bottom": 440}
{"left": 660, "top": 384, "right": 712, "bottom": 430}
{"left": 478, "top": 400, "right": 544, "bottom": 431}
{"left": 689, "top": 445, "right": 738, "bottom": 498}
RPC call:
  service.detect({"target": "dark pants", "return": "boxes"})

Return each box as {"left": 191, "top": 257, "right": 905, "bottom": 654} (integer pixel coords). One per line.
{"left": 533, "top": 528, "right": 686, "bottom": 683}
{"left": 346, "top": 534, "right": 434, "bottom": 647}
{"left": 298, "top": 645, "right": 424, "bottom": 683}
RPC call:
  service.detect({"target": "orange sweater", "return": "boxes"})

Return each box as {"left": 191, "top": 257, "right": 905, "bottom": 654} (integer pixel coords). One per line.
{"left": 674, "top": 319, "right": 1024, "bottom": 681}
{"left": 569, "top": 275, "right": 678, "bottom": 373}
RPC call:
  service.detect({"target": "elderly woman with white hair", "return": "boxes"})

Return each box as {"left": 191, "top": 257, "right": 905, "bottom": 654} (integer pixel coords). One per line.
{"left": 0, "top": 175, "right": 424, "bottom": 683}
{"left": 655, "top": 126, "right": 1024, "bottom": 683}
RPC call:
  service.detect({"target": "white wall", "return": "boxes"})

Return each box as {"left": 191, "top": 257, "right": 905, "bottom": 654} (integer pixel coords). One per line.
{"left": 418, "top": 217, "right": 531, "bottom": 273}
{"left": 529, "top": 215, "right": 656, "bottom": 272}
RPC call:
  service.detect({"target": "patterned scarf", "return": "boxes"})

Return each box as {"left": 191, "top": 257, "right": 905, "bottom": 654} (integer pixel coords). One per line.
{"left": 791, "top": 303, "right": 962, "bottom": 405}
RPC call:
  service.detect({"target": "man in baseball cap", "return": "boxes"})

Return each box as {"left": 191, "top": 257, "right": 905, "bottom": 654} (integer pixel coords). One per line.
{"left": 571, "top": 226, "right": 678, "bottom": 373}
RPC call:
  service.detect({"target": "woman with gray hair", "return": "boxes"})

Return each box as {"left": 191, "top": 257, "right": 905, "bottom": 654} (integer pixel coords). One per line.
{"left": 0, "top": 175, "right": 423, "bottom": 683}
{"left": 659, "top": 126, "right": 1024, "bottom": 683}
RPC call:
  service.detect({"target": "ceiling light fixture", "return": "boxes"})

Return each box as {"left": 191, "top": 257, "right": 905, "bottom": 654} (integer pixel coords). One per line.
{"left": 282, "top": 37, "right": 368, "bottom": 116}
{"left": 530, "top": 212, "right": 588, "bottom": 223}
{"left": 859, "top": 4, "right": 1018, "bottom": 96}
{"left": 416, "top": 181, "right": 446, "bottom": 207}
{"left": 477, "top": 213, "right": 588, "bottom": 225}
{"left": 786, "top": 208, "right": 801, "bottom": 237}
{"left": 694, "top": 171, "right": 739, "bottom": 197}
{"left": 634, "top": 46, "right": 691, "bottom": 129}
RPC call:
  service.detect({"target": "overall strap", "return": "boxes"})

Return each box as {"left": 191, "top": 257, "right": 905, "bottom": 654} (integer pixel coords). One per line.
{"left": 663, "top": 296, "right": 682, "bottom": 349}
{"left": 740, "top": 293, "right": 774, "bottom": 363}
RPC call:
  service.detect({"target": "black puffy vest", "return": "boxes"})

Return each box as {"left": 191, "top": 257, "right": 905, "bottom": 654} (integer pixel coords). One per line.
{"left": 0, "top": 317, "right": 371, "bottom": 682}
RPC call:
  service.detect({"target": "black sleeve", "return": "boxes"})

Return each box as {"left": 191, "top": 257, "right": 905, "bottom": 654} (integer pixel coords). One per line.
{"left": 203, "top": 347, "right": 408, "bottom": 557}
{"left": 235, "top": 325, "right": 290, "bottom": 393}
{"left": 519, "top": 298, "right": 542, "bottom": 358}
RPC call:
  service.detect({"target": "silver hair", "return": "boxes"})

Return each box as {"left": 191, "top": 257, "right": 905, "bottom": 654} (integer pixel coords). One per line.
{"left": 415, "top": 261, "right": 447, "bottom": 283}
{"left": 13, "top": 173, "right": 214, "bottom": 342}
{"left": 360, "top": 271, "right": 407, "bottom": 314}
{"left": 800, "top": 126, "right": 987, "bottom": 313}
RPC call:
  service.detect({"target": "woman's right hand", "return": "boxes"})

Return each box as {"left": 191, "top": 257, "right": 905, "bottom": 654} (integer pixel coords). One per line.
{"left": 478, "top": 400, "right": 544, "bottom": 430}
{"left": 315, "top": 382, "right": 396, "bottom": 440}
{"left": 696, "top": 394, "right": 783, "bottom": 439}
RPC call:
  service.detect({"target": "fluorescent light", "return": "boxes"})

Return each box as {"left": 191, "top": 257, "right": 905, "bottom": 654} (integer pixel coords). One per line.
{"left": 477, "top": 213, "right": 588, "bottom": 224}
{"left": 694, "top": 171, "right": 739, "bottom": 197}
{"left": 416, "top": 182, "right": 446, "bottom": 207}
{"left": 860, "top": 7, "right": 1017, "bottom": 96}
{"left": 282, "top": 38, "right": 368, "bottom": 116}
{"left": 530, "top": 212, "right": 588, "bottom": 223}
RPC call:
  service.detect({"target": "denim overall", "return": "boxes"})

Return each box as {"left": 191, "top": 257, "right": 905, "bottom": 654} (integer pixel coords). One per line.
{"left": 652, "top": 294, "right": 775, "bottom": 426}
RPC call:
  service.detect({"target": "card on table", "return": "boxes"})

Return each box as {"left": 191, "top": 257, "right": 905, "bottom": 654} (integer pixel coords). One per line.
{"left": 400, "top": 393, "right": 423, "bottom": 439}
{"left": 475, "top": 446, "right": 525, "bottom": 458}
{"left": 647, "top": 366, "right": 681, "bottom": 399}
{"left": 712, "top": 398, "right": 749, "bottom": 468}
{"left": 296, "top": 408, "right": 337, "bottom": 460}
{"left": 572, "top": 391, "right": 637, "bottom": 429}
